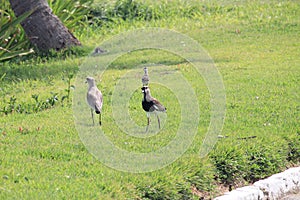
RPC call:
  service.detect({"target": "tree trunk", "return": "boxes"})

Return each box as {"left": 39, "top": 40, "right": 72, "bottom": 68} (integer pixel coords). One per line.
{"left": 9, "top": 0, "right": 81, "bottom": 51}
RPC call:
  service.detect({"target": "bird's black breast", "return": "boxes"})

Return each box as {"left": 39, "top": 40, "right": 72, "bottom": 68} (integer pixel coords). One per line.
{"left": 142, "top": 100, "right": 154, "bottom": 112}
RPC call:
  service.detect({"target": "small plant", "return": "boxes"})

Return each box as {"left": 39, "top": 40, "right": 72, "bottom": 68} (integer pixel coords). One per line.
{"left": 0, "top": 1, "right": 33, "bottom": 61}
{"left": 31, "top": 94, "right": 40, "bottom": 111}
{"left": 46, "top": 92, "right": 59, "bottom": 107}
{"left": 244, "top": 142, "right": 287, "bottom": 182}
{"left": 0, "top": 93, "right": 61, "bottom": 115}
{"left": 137, "top": 183, "right": 179, "bottom": 200}
{"left": 110, "top": 0, "right": 153, "bottom": 21}
{"left": 0, "top": 73, "right": 6, "bottom": 82}
{"left": 185, "top": 160, "right": 216, "bottom": 194}
{"left": 61, "top": 72, "right": 75, "bottom": 105}
{"left": 283, "top": 133, "right": 300, "bottom": 164}
{"left": 2, "top": 96, "right": 17, "bottom": 115}
{"left": 48, "top": 0, "right": 92, "bottom": 29}
{"left": 210, "top": 144, "right": 247, "bottom": 185}
{"left": 89, "top": 0, "right": 156, "bottom": 25}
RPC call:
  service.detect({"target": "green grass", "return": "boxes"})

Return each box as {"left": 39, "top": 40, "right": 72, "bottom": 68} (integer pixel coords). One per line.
{"left": 1, "top": 0, "right": 299, "bottom": 199}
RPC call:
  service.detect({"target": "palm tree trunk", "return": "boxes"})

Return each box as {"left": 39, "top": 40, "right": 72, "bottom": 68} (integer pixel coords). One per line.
{"left": 9, "top": 0, "right": 81, "bottom": 51}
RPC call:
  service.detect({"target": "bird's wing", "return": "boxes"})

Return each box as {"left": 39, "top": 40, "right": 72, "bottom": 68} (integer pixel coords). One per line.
{"left": 95, "top": 89, "right": 102, "bottom": 102}
{"left": 95, "top": 88, "right": 103, "bottom": 110}
{"left": 152, "top": 98, "right": 166, "bottom": 111}
{"left": 87, "top": 87, "right": 103, "bottom": 111}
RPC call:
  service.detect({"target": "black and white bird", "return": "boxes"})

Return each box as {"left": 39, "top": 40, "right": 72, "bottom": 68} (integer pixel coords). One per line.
{"left": 141, "top": 67, "right": 149, "bottom": 86}
{"left": 86, "top": 77, "right": 103, "bottom": 125}
{"left": 141, "top": 86, "right": 166, "bottom": 131}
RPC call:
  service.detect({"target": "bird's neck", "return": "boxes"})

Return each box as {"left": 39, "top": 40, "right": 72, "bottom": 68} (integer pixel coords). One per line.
{"left": 144, "top": 92, "right": 152, "bottom": 102}
{"left": 88, "top": 84, "right": 96, "bottom": 90}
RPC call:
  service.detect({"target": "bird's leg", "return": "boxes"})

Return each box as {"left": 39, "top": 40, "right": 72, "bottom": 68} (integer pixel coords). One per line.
{"left": 156, "top": 113, "right": 161, "bottom": 129}
{"left": 91, "top": 109, "right": 95, "bottom": 125}
{"left": 99, "top": 113, "right": 102, "bottom": 126}
{"left": 145, "top": 116, "right": 150, "bottom": 132}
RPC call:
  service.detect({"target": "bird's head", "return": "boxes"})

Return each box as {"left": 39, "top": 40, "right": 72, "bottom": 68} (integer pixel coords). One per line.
{"left": 143, "top": 67, "right": 148, "bottom": 74}
{"left": 86, "top": 77, "right": 96, "bottom": 87}
{"left": 141, "top": 86, "right": 150, "bottom": 94}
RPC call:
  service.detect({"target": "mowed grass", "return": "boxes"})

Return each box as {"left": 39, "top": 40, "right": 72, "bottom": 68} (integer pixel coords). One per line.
{"left": 1, "top": 0, "right": 299, "bottom": 199}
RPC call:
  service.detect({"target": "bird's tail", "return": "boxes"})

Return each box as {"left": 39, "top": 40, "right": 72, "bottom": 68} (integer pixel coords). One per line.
{"left": 95, "top": 105, "right": 101, "bottom": 114}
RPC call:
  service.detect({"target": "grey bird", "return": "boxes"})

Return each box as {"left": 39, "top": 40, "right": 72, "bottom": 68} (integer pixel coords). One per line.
{"left": 141, "top": 67, "right": 149, "bottom": 86}
{"left": 86, "top": 77, "right": 103, "bottom": 125}
{"left": 141, "top": 86, "right": 166, "bottom": 132}
{"left": 92, "top": 47, "right": 106, "bottom": 56}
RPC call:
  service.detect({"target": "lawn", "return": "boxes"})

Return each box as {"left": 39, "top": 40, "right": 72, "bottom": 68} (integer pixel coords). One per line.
{"left": 0, "top": 0, "right": 299, "bottom": 199}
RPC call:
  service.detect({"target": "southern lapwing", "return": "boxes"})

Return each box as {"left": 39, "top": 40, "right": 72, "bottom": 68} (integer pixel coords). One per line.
{"left": 141, "top": 67, "right": 149, "bottom": 86}
{"left": 86, "top": 77, "right": 103, "bottom": 125}
{"left": 141, "top": 86, "right": 166, "bottom": 132}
